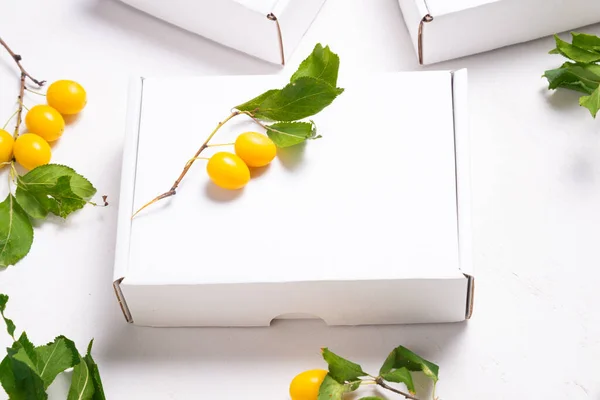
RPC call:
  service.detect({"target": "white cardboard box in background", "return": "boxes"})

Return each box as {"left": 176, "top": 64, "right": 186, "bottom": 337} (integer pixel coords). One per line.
{"left": 116, "top": 0, "right": 326, "bottom": 64}
{"left": 113, "top": 70, "right": 474, "bottom": 327}
{"left": 399, "top": 0, "right": 600, "bottom": 65}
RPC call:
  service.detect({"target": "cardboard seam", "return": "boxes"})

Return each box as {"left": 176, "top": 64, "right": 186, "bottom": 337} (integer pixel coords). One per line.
{"left": 266, "top": 13, "right": 285, "bottom": 65}
{"left": 451, "top": 70, "right": 475, "bottom": 320}
{"left": 112, "top": 76, "right": 145, "bottom": 324}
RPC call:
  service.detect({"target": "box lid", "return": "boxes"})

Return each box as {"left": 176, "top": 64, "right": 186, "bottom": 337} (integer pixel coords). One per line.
{"left": 113, "top": 70, "right": 474, "bottom": 326}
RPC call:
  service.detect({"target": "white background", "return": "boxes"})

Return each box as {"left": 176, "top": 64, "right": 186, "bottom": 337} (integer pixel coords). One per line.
{"left": 0, "top": 0, "right": 599, "bottom": 399}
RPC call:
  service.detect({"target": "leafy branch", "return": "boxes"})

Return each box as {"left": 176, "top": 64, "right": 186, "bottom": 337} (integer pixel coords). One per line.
{"left": 544, "top": 32, "right": 600, "bottom": 117}
{"left": 132, "top": 43, "right": 343, "bottom": 218}
{"left": 318, "top": 347, "right": 439, "bottom": 400}
{"left": 0, "top": 36, "right": 102, "bottom": 267}
{"left": 0, "top": 294, "right": 105, "bottom": 399}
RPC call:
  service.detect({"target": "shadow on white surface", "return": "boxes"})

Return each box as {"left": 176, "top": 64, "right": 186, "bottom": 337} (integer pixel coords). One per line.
{"left": 85, "top": 0, "right": 280, "bottom": 76}
{"left": 204, "top": 181, "right": 245, "bottom": 202}
{"left": 541, "top": 87, "right": 585, "bottom": 113}
{"left": 277, "top": 142, "right": 306, "bottom": 171}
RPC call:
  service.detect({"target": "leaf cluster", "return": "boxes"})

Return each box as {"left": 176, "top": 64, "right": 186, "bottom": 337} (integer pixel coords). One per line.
{"left": 235, "top": 44, "right": 343, "bottom": 147}
{"left": 544, "top": 33, "right": 600, "bottom": 117}
{"left": 318, "top": 347, "right": 439, "bottom": 400}
{"left": 0, "top": 164, "right": 96, "bottom": 267}
{"left": 0, "top": 294, "right": 105, "bottom": 399}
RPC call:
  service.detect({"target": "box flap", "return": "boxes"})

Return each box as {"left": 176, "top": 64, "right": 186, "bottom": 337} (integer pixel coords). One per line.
{"left": 426, "top": 0, "right": 501, "bottom": 16}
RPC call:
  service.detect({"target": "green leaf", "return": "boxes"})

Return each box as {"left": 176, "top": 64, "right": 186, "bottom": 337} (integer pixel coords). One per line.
{"left": 34, "top": 336, "right": 79, "bottom": 389}
{"left": 317, "top": 374, "right": 357, "bottom": 400}
{"left": 380, "top": 346, "right": 439, "bottom": 383}
{"left": 0, "top": 194, "right": 34, "bottom": 267}
{"left": 552, "top": 35, "right": 600, "bottom": 63}
{"left": 381, "top": 367, "right": 416, "bottom": 394}
{"left": 13, "top": 333, "right": 38, "bottom": 371}
{"left": 234, "top": 89, "right": 280, "bottom": 116}
{"left": 83, "top": 340, "right": 105, "bottom": 400}
{"left": 67, "top": 352, "right": 94, "bottom": 400}
{"left": 246, "top": 77, "right": 343, "bottom": 121}
{"left": 16, "top": 164, "right": 96, "bottom": 220}
{"left": 1, "top": 348, "right": 47, "bottom": 400}
{"left": 322, "top": 348, "right": 367, "bottom": 383}
{"left": 358, "top": 398, "right": 386, "bottom": 400}
{"left": 291, "top": 44, "right": 340, "bottom": 87}
{"left": 543, "top": 64, "right": 600, "bottom": 94}
{"left": 579, "top": 86, "right": 600, "bottom": 117}
{"left": 571, "top": 32, "right": 600, "bottom": 52}
{"left": 0, "top": 294, "right": 16, "bottom": 339}
{"left": 266, "top": 121, "right": 317, "bottom": 148}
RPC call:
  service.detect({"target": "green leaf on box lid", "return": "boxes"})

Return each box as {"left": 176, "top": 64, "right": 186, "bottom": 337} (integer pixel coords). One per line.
{"left": 15, "top": 164, "right": 96, "bottom": 220}
{"left": 379, "top": 346, "right": 439, "bottom": 383}
{"left": 0, "top": 194, "right": 34, "bottom": 268}
{"left": 239, "top": 77, "right": 343, "bottom": 122}
{"left": 322, "top": 348, "right": 367, "bottom": 383}
{"left": 291, "top": 44, "right": 340, "bottom": 87}
{"left": 317, "top": 374, "right": 360, "bottom": 400}
{"left": 265, "top": 121, "right": 319, "bottom": 147}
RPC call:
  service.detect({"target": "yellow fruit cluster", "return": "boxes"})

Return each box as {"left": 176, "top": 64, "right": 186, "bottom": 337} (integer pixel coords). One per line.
{"left": 206, "top": 131, "right": 276, "bottom": 190}
{"left": 0, "top": 80, "right": 87, "bottom": 170}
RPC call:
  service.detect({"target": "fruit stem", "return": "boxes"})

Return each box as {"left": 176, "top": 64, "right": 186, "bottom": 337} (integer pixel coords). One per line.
{"left": 375, "top": 377, "right": 420, "bottom": 400}
{"left": 206, "top": 143, "right": 234, "bottom": 147}
{"left": 24, "top": 87, "right": 46, "bottom": 96}
{"left": 2, "top": 110, "right": 18, "bottom": 131}
{"left": 131, "top": 111, "right": 241, "bottom": 218}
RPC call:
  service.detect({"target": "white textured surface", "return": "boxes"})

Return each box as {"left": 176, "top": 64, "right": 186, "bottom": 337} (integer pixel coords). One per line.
{"left": 0, "top": 0, "right": 599, "bottom": 399}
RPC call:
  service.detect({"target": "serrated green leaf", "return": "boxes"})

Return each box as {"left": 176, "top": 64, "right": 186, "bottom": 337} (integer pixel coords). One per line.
{"left": 235, "top": 89, "right": 280, "bottom": 117}
{"left": 552, "top": 35, "right": 600, "bottom": 63}
{"left": 266, "top": 121, "right": 316, "bottom": 148}
{"left": 381, "top": 367, "right": 415, "bottom": 394}
{"left": 83, "top": 340, "right": 105, "bottom": 400}
{"left": 16, "top": 164, "right": 96, "bottom": 220}
{"left": 0, "top": 194, "right": 34, "bottom": 267}
{"left": 571, "top": 32, "right": 600, "bottom": 52}
{"left": 0, "top": 294, "right": 16, "bottom": 339}
{"left": 317, "top": 374, "right": 357, "bottom": 400}
{"left": 67, "top": 352, "right": 94, "bottom": 400}
{"left": 543, "top": 64, "right": 600, "bottom": 94}
{"left": 2, "top": 348, "right": 47, "bottom": 400}
{"left": 34, "top": 336, "right": 79, "bottom": 389}
{"left": 322, "top": 348, "right": 366, "bottom": 383}
{"left": 13, "top": 332, "right": 38, "bottom": 370}
{"left": 247, "top": 77, "right": 343, "bottom": 121}
{"left": 579, "top": 86, "right": 600, "bottom": 117}
{"left": 382, "top": 346, "right": 439, "bottom": 383}
{"left": 291, "top": 44, "right": 340, "bottom": 87}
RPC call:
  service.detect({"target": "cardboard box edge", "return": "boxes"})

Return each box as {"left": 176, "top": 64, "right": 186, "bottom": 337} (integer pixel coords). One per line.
{"left": 451, "top": 68, "right": 475, "bottom": 320}
{"left": 112, "top": 76, "right": 145, "bottom": 324}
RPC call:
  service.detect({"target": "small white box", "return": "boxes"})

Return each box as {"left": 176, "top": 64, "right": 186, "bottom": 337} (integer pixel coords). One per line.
{"left": 117, "top": 0, "right": 326, "bottom": 64}
{"left": 113, "top": 70, "right": 475, "bottom": 327}
{"left": 399, "top": 0, "right": 600, "bottom": 65}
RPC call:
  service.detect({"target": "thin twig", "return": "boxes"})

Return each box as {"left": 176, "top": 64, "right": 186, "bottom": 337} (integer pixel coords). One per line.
{"left": 14, "top": 73, "right": 26, "bottom": 137}
{"left": 131, "top": 111, "right": 241, "bottom": 218}
{"left": 0, "top": 37, "right": 46, "bottom": 139}
{"left": 0, "top": 36, "right": 46, "bottom": 86}
{"left": 376, "top": 378, "right": 420, "bottom": 400}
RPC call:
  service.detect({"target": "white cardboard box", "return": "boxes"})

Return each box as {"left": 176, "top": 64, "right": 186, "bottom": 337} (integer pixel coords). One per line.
{"left": 399, "top": 0, "right": 600, "bottom": 65}
{"left": 117, "top": 0, "right": 326, "bottom": 65}
{"left": 113, "top": 70, "right": 474, "bottom": 327}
